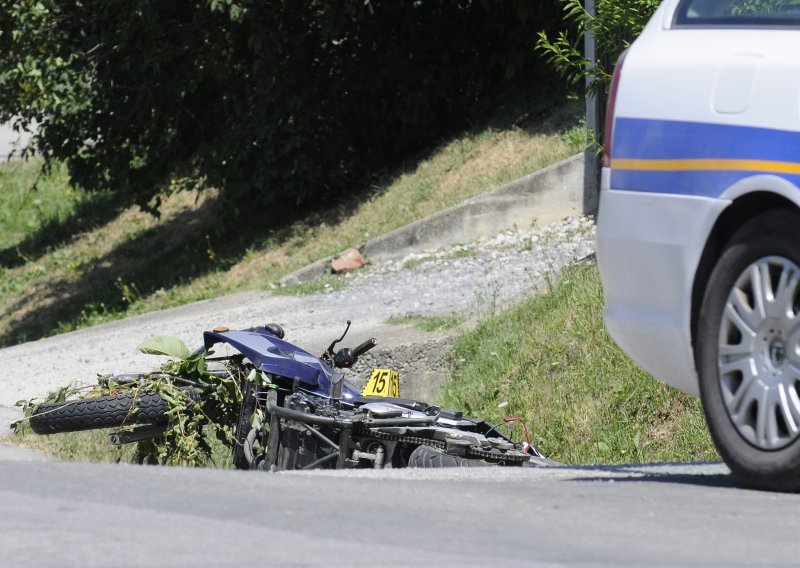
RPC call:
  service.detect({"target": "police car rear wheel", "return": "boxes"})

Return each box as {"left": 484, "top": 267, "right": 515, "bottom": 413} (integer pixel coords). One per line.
{"left": 697, "top": 208, "right": 800, "bottom": 491}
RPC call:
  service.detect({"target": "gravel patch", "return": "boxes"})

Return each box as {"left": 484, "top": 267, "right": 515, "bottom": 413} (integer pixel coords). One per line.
{"left": 0, "top": 216, "right": 595, "bottom": 409}
{"left": 340, "top": 215, "right": 595, "bottom": 316}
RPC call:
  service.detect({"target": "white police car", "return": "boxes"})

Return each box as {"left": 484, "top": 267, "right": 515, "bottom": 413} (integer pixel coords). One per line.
{"left": 597, "top": 0, "right": 800, "bottom": 490}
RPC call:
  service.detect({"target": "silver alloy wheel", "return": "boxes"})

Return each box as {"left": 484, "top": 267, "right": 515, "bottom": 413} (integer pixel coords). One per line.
{"left": 717, "top": 256, "right": 800, "bottom": 450}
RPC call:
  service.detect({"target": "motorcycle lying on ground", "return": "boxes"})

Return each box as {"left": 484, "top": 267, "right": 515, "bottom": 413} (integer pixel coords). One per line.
{"left": 24, "top": 322, "right": 549, "bottom": 470}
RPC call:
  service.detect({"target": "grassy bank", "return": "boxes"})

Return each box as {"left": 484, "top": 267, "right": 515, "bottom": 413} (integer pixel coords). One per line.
{"left": 0, "top": 103, "right": 583, "bottom": 347}
{"left": 442, "top": 263, "right": 717, "bottom": 464}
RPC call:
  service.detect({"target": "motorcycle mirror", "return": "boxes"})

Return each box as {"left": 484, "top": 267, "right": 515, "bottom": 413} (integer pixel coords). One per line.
{"left": 264, "top": 323, "right": 285, "bottom": 339}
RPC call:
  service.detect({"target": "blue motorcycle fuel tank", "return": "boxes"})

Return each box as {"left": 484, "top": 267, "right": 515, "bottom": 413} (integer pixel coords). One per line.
{"left": 203, "top": 327, "right": 359, "bottom": 401}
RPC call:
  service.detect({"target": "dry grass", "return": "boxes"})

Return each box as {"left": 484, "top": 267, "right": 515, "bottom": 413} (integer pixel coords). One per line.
{"left": 7, "top": 428, "right": 232, "bottom": 467}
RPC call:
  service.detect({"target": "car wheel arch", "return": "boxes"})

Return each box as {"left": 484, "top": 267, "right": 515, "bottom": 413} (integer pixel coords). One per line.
{"left": 690, "top": 191, "right": 798, "bottom": 358}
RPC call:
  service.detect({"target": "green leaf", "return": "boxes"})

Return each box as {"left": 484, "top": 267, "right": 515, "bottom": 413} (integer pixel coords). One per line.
{"left": 138, "top": 336, "right": 192, "bottom": 359}
{"left": 47, "top": 383, "right": 72, "bottom": 403}
{"left": 10, "top": 418, "right": 29, "bottom": 435}
{"left": 250, "top": 408, "right": 263, "bottom": 431}
{"left": 255, "top": 371, "right": 272, "bottom": 388}
{"left": 160, "top": 392, "right": 179, "bottom": 405}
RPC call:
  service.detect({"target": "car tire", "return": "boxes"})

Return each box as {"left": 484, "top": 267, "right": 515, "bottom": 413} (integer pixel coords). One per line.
{"left": 697, "top": 208, "right": 800, "bottom": 491}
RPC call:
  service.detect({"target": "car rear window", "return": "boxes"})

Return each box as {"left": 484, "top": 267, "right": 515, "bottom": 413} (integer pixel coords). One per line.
{"left": 674, "top": 0, "right": 800, "bottom": 26}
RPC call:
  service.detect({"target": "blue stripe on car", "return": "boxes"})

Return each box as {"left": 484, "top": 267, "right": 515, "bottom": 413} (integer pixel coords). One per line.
{"left": 610, "top": 118, "right": 800, "bottom": 196}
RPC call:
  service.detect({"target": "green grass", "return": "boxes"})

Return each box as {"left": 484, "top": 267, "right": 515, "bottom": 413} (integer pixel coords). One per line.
{"left": 442, "top": 263, "right": 718, "bottom": 465}
{"left": 385, "top": 313, "right": 466, "bottom": 332}
{"left": 0, "top": 161, "right": 83, "bottom": 251}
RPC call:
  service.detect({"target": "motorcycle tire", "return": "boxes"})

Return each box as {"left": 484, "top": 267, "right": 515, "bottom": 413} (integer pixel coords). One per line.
{"left": 407, "top": 445, "right": 489, "bottom": 468}
{"left": 29, "top": 392, "right": 170, "bottom": 435}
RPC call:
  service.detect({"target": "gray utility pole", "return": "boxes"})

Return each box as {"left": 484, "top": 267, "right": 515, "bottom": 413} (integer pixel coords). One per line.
{"left": 583, "top": 0, "right": 600, "bottom": 215}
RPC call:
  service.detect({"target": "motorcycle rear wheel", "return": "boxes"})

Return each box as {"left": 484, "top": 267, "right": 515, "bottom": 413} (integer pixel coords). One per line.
{"left": 29, "top": 392, "right": 169, "bottom": 435}
{"left": 407, "top": 445, "right": 489, "bottom": 468}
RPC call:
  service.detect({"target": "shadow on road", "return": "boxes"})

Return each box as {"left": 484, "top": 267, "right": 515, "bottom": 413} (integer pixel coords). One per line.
{"left": 561, "top": 461, "right": 743, "bottom": 490}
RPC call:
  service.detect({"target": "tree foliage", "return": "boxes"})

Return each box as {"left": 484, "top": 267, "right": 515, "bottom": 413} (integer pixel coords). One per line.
{"left": 535, "top": 0, "right": 660, "bottom": 97}
{"left": 0, "top": 0, "right": 564, "bottom": 214}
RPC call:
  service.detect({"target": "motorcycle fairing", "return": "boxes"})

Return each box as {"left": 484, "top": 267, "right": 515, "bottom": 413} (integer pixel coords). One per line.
{"left": 203, "top": 327, "right": 359, "bottom": 400}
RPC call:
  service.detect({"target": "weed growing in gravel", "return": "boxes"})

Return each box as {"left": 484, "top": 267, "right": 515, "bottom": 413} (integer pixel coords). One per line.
{"left": 442, "top": 263, "right": 717, "bottom": 465}
{"left": 402, "top": 247, "right": 476, "bottom": 272}
{"left": 385, "top": 313, "right": 466, "bottom": 332}
{"left": 473, "top": 274, "right": 503, "bottom": 320}
{"left": 402, "top": 257, "right": 425, "bottom": 271}
{"left": 273, "top": 274, "right": 346, "bottom": 296}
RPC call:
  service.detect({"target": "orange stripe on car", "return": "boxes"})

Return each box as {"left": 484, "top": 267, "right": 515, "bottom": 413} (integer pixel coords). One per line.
{"left": 611, "top": 158, "right": 800, "bottom": 175}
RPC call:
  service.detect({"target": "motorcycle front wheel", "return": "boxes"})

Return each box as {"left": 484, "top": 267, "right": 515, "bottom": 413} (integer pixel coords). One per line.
{"left": 29, "top": 392, "right": 170, "bottom": 435}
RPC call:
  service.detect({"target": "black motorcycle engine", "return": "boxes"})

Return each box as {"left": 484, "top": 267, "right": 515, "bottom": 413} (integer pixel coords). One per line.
{"left": 276, "top": 395, "right": 335, "bottom": 470}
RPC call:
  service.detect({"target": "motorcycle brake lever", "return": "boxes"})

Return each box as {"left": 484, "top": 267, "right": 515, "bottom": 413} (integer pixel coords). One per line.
{"left": 325, "top": 320, "right": 352, "bottom": 357}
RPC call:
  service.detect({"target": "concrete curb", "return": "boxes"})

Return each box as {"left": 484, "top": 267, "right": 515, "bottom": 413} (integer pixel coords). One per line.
{"left": 280, "top": 153, "right": 585, "bottom": 285}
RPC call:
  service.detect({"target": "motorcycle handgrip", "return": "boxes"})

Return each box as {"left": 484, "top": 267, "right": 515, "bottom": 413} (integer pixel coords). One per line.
{"left": 353, "top": 338, "right": 377, "bottom": 358}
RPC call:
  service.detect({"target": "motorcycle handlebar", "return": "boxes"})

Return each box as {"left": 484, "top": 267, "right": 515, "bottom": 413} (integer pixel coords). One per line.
{"left": 353, "top": 338, "right": 377, "bottom": 358}
{"left": 332, "top": 338, "right": 377, "bottom": 368}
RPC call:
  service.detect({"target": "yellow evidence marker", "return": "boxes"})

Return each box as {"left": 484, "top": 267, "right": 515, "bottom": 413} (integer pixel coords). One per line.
{"left": 361, "top": 369, "right": 400, "bottom": 398}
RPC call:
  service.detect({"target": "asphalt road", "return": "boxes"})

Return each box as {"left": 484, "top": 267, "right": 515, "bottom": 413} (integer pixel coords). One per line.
{"left": 0, "top": 444, "right": 795, "bottom": 567}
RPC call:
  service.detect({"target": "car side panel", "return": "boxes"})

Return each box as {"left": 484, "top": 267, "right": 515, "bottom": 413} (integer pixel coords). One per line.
{"left": 597, "top": 188, "right": 727, "bottom": 395}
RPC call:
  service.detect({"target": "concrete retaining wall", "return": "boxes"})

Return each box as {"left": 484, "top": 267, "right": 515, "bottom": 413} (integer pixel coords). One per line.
{"left": 281, "top": 152, "right": 585, "bottom": 285}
